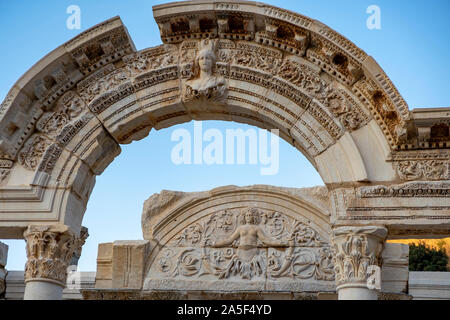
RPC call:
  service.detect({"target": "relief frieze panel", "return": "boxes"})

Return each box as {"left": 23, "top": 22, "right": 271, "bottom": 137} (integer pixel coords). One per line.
{"left": 123, "top": 44, "right": 179, "bottom": 76}
{"left": 147, "top": 207, "right": 334, "bottom": 284}
{"left": 77, "top": 64, "right": 131, "bottom": 104}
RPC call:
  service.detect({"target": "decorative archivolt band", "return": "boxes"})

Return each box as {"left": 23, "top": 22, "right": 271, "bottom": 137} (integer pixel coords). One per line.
{"left": 0, "top": 1, "right": 418, "bottom": 181}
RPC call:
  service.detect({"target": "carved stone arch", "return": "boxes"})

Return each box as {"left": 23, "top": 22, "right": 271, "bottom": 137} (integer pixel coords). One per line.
{"left": 0, "top": 1, "right": 449, "bottom": 241}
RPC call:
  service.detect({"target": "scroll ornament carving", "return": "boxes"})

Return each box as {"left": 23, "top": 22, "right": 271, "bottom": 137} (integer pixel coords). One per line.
{"left": 124, "top": 46, "right": 178, "bottom": 76}
{"left": 18, "top": 134, "right": 52, "bottom": 171}
{"left": 277, "top": 59, "right": 365, "bottom": 131}
{"left": 325, "top": 91, "right": 366, "bottom": 131}
{"left": 233, "top": 47, "right": 282, "bottom": 73}
{"left": 153, "top": 208, "right": 334, "bottom": 281}
{"left": 331, "top": 226, "right": 387, "bottom": 288}
{"left": 78, "top": 66, "right": 130, "bottom": 103}
{"left": 278, "top": 59, "right": 328, "bottom": 98}
{"left": 396, "top": 160, "right": 450, "bottom": 181}
{"left": 23, "top": 225, "right": 78, "bottom": 286}
{"left": 183, "top": 39, "right": 228, "bottom": 103}
{"left": 36, "top": 91, "right": 85, "bottom": 136}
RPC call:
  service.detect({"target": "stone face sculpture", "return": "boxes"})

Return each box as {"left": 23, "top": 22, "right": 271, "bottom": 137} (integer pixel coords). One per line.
{"left": 183, "top": 38, "right": 227, "bottom": 103}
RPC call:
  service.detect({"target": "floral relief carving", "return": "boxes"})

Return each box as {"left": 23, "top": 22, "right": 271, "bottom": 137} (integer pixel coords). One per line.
{"left": 340, "top": 110, "right": 365, "bottom": 131}
{"left": 396, "top": 160, "right": 450, "bottom": 181}
{"left": 78, "top": 65, "right": 130, "bottom": 104}
{"left": 17, "top": 91, "right": 87, "bottom": 172}
{"left": 18, "top": 134, "right": 52, "bottom": 171}
{"left": 277, "top": 59, "right": 328, "bottom": 99}
{"left": 324, "top": 91, "right": 367, "bottom": 131}
{"left": 124, "top": 45, "right": 178, "bottom": 76}
{"left": 277, "top": 58, "right": 366, "bottom": 131}
{"left": 233, "top": 43, "right": 282, "bottom": 74}
{"left": 36, "top": 91, "right": 86, "bottom": 136}
{"left": 149, "top": 207, "right": 334, "bottom": 282}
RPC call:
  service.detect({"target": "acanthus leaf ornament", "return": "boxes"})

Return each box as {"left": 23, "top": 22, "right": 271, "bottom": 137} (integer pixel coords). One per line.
{"left": 23, "top": 225, "right": 79, "bottom": 286}
{"left": 331, "top": 226, "right": 387, "bottom": 288}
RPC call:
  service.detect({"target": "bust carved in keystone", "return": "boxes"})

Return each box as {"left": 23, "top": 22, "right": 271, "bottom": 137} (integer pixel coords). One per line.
{"left": 183, "top": 39, "right": 227, "bottom": 103}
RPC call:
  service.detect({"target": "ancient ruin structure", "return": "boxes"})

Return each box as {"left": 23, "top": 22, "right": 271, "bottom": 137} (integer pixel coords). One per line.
{"left": 0, "top": 0, "right": 449, "bottom": 300}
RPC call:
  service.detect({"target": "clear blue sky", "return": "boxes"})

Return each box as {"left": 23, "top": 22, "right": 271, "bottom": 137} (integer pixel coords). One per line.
{"left": 1, "top": 0, "right": 449, "bottom": 271}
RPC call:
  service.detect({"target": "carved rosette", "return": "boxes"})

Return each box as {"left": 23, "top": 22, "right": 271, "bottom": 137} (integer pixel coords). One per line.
{"left": 331, "top": 226, "right": 387, "bottom": 290}
{"left": 23, "top": 225, "right": 78, "bottom": 286}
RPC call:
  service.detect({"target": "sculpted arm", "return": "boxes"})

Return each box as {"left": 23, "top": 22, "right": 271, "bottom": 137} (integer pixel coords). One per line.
{"left": 212, "top": 228, "right": 240, "bottom": 247}
{"left": 256, "top": 228, "right": 286, "bottom": 247}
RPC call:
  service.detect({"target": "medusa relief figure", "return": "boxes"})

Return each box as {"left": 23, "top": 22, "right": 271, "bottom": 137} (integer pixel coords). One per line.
{"left": 208, "top": 207, "right": 289, "bottom": 279}
{"left": 183, "top": 38, "right": 228, "bottom": 103}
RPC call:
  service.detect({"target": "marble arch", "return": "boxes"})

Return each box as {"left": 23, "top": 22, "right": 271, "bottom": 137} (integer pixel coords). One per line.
{"left": 0, "top": 0, "right": 449, "bottom": 299}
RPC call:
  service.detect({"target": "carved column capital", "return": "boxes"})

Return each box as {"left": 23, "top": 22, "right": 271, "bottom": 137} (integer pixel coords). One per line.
{"left": 23, "top": 224, "right": 77, "bottom": 287}
{"left": 331, "top": 226, "right": 387, "bottom": 290}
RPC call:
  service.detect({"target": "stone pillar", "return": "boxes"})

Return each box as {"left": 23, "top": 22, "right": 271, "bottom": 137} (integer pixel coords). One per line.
{"left": 331, "top": 226, "right": 387, "bottom": 300}
{"left": 0, "top": 241, "right": 8, "bottom": 298}
{"left": 23, "top": 225, "right": 77, "bottom": 300}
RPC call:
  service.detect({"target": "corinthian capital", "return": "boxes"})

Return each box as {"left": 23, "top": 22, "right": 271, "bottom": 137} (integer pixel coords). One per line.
{"left": 23, "top": 224, "right": 77, "bottom": 286}
{"left": 331, "top": 226, "right": 387, "bottom": 289}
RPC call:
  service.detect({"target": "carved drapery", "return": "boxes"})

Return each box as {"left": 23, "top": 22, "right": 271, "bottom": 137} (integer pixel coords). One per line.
{"left": 23, "top": 225, "right": 78, "bottom": 286}
{"left": 331, "top": 226, "right": 387, "bottom": 289}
